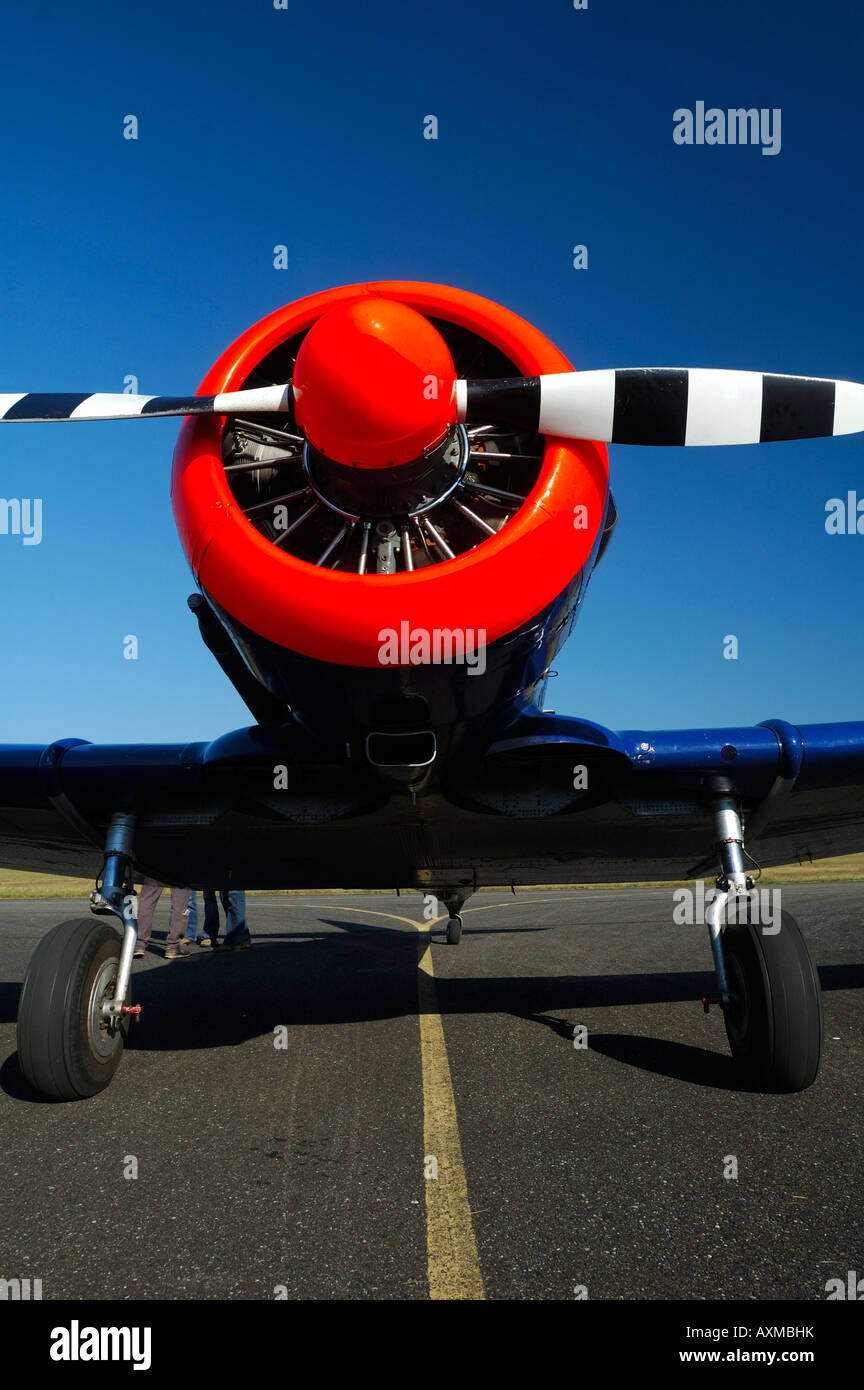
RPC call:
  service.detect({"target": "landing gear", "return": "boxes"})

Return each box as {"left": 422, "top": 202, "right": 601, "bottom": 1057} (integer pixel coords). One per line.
{"left": 17, "top": 919, "right": 130, "bottom": 1099}
{"left": 17, "top": 813, "right": 141, "bottom": 1100}
{"left": 722, "top": 906, "right": 822, "bottom": 1091}
{"left": 434, "top": 887, "right": 470, "bottom": 945}
{"left": 700, "top": 780, "right": 822, "bottom": 1092}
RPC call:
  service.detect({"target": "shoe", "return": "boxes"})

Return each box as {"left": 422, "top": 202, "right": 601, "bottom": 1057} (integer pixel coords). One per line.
{"left": 165, "top": 943, "right": 192, "bottom": 960}
{"left": 133, "top": 948, "right": 145, "bottom": 958}
{"left": 199, "top": 937, "right": 211, "bottom": 947}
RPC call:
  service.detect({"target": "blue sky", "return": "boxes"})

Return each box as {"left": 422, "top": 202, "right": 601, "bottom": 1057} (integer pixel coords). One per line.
{"left": 0, "top": 0, "right": 862, "bottom": 743}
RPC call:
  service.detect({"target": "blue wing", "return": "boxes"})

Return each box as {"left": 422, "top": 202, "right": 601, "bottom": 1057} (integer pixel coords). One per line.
{"left": 0, "top": 715, "right": 862, "bottom": 887}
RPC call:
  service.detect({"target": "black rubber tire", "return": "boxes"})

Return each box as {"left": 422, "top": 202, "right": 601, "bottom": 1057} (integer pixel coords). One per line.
{"left": 446, "top": 914, "right": 463, "bottom": 945}
{"left": 722, "top": 906, "right": 822, "bottom": 1092}
{"left": 17, "top": 918, "right": 129, "bottom": 1101}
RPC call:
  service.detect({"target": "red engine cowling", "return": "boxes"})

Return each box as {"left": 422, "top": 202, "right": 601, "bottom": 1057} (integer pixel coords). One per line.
{"left": 171, "top": 281, "right": 609, "bottom": 669}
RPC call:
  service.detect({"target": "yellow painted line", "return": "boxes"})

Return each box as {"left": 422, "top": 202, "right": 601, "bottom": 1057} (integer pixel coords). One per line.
{"left": 412, "top": 894, "right": 573, "bottom": 1298}
{"left": 415, "top": 924, "right": 485, "bottom": 1300}
{"left": 283, "top": 903, "right": 422, "bottom": 931}
{"left": 288, "top": 900, "right": 485, "bottom": 1300}
{"left": 461, "top": 895, "right": 575, "bottom": 916}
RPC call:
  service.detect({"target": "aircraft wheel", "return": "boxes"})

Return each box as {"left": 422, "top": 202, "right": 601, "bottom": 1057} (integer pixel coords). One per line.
{"left": 721, "top": 907, "right": 822, "bottom": 1092}
{"left": 17, "top": 918, "right": 130, "bottom": 1101}
{"left": 446, "top": 914, "right": 463, "bottom": 945}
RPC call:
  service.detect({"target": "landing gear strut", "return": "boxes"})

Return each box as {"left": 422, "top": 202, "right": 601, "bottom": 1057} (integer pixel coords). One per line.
{"left": 17, "top": 813, "right": 140, "bottom": 1100}
{"left": 437, "top": 889, "right": 469, "bottom": 945}
{"left": 702, "top": 781, "right": 822, "bottom": 1091}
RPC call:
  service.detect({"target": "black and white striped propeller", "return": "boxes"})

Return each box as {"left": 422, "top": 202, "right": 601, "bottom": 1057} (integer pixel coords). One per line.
{"left": 0, "top": 384, "right": 293, "bottom": 422}
{"left": 459, "top": 368, "right": 864, "bottom": 445}
{"left": 1, "top": 368, "right": 863, "bottom": 446}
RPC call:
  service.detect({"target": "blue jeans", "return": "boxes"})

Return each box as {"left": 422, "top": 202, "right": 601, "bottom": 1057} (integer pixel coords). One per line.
{"left": 184, "top": 890, "right": 200, "bottom": 942}
{"left": 202, "top": 889, "right": 250, "bottom": 947}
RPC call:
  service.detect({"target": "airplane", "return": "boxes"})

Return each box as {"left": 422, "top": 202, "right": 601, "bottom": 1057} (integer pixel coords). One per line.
{"left": 1, "top": 278, "right": 862, "bottom": 1102}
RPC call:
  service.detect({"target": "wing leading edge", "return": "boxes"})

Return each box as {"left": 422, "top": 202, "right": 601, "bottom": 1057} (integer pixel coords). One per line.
{"left": 0, "top": 716, "right": 861, "bottom": 887}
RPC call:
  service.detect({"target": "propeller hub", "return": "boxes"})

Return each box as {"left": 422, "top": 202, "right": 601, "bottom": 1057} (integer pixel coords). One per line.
{"left": 292, "top": 298, "right": 457, "bottom": 469}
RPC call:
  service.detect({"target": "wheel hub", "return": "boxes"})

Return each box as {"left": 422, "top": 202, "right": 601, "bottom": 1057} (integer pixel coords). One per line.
{"left": 88, "top": 959, "right": 122, "bottom": 1058}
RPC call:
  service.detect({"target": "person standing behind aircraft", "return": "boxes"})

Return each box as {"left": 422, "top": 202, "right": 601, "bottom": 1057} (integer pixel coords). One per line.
{"left": 134, "top": 879, "right": 192, "bottom": 959}
{"left": 205, "top": 889, "right": 251, "bottom": 951}
{"left": 183, "top": 890, "right": 212, "bottom": 947}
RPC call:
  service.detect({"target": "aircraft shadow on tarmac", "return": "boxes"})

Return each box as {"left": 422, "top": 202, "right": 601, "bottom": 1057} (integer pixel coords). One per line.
{"left": 1, "top": 916, "right": 862, "bottom": 1100}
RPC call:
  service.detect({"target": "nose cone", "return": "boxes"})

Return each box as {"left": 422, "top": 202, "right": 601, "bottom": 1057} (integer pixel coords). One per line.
{"left": 292, "top": 298, "right": 457, "bottom": 468}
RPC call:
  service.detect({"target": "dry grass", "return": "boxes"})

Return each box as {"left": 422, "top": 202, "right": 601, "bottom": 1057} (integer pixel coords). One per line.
{"left": 0, "top": 851, "right": 861, "bottom": 900}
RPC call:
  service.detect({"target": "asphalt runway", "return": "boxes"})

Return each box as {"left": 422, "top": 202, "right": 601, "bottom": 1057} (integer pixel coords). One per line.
{"left": 0, "top": 885, "right": 861, "bottom": 1301}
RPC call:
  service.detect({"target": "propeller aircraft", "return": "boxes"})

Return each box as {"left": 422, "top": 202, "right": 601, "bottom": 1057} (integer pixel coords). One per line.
{"left": 3, "top": 280, "right": 861, "bottom": 1100}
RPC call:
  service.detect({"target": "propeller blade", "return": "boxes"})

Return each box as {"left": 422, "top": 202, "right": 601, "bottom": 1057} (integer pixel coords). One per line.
{"left": 458, "top": 369, "right": 864, "bottom": 446}
{"left": 0, "top": 385, "right": 294, "bottom": 423}
{"left": 9, "top": 367, "right": 863, "bottom": 445}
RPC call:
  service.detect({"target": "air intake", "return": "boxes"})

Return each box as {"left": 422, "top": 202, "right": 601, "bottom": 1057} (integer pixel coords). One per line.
{"left": 365, "top": 730, "right": 437, "bottom": 769}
